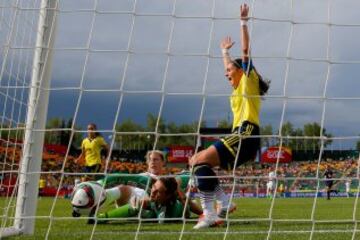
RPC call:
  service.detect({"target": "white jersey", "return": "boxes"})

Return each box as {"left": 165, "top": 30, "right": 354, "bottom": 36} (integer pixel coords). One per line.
{"left": 129, "top": 171, "right": 157, "bottom": 201}
{"left": 345, "top": 181, "right": 351, "bottom": 192}
{"left": 74, "top": 178, "right": 81, "bottom": 187}
{"left": 139, "top": 171, "right": 158, "bottom": 179}
{"left": 102, "top": 187, "right": 121, "bottom": 207}
{"left": 266, "top": 171, "right": 275, "bottom": 190}
{"left": 102, "top": 171, "right": 158, "bottom": 209}
{"left": 268, "top": 171, "right": 276, "bottom": 183}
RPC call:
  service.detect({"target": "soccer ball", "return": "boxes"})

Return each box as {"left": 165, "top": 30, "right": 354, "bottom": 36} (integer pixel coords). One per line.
{"left": 71, "top": 181, "right": 106, "bottom": 216}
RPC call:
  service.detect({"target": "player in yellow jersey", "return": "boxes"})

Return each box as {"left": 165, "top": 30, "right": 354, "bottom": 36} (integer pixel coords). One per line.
{"left": 76, "top": 123, "right": 109, "bottom": 180}
{"left": 189, "top": 3, "right": 270, "bottom": 229}
{"left": 38, "top": 176, "right": 46, "bottom": 196}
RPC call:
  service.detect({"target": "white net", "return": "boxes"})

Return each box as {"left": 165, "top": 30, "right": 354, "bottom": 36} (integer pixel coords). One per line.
{"left": 0, "top": 0, "right": 40, "bottom": 235}
{"left": 1, "top": 0, "right": 360, "bottom": 239}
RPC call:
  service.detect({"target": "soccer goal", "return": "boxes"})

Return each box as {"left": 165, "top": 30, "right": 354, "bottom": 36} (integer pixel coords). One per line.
{"left": 1, "top": 0, "right": 360, "bottom": 240}
{"left": 0, "top": 0, "right": 57, "bottom": 237}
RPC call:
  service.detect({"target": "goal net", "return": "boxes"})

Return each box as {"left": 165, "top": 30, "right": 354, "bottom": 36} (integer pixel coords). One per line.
{"left": 1, "top": 0, "right": 360, "bottom": 239}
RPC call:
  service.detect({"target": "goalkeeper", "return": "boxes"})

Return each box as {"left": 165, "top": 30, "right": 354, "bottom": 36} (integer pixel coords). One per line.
{"left": 71, "top": 150, "right": 202, "bottom": 223}
{"left": 101, "top": 150, "right": 202, "bottom": 215}
{"left": 96, "top": 177, "right": 187, "bottom": 222}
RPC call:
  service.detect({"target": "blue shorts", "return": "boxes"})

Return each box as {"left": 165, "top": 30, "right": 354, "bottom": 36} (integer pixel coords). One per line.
{"left": 214, "top": 121, "right": 260, "bottom": 170}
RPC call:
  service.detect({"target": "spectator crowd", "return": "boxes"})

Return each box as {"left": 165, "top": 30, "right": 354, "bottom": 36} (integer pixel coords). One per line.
{"left": 0, "top": 144, "right": 358, "bottom": 197}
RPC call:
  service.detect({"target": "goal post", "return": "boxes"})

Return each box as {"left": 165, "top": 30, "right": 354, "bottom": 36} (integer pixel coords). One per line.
{"left": 1, "top": 0, "right": 57, "bottom": 237}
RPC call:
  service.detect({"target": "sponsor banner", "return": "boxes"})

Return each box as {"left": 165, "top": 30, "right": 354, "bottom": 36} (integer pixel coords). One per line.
{"left": 166, "top": 146, "right": 194, "bottom": 163}
{"left": 202, "top": 137, "right": 218, "bottom": 148}
{"left": 37, "top": 189, "right": 356, "bottom": 198}
{"left": 191, "top": 191, "right": 351, "bottom": 198}
{"left": 40, "top": 187, "right": 72, "bottom": 197}
{"left": 44, "top": 144, "right": 67, "bottom": 155}
{"left": 261, "top": 146, "right": 292, "bottom": 163}
{"left": 286, "top": 192, "right": 348, "bottom": 198}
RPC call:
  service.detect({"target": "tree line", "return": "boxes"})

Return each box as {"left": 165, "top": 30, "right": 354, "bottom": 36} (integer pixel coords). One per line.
{"left": 1, "top": 114, "right": 360, "bottom": 150}
{"left": 216, "top": 119, "right": 334, "bottom": 151}
{"left": 260, "top": 121, "right": 333, "bottom": 151}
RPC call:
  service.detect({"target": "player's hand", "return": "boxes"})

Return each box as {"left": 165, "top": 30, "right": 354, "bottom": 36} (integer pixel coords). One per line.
{"left": 240, "top": 3, "right": 249, "bottom": 21}
{"left": 220, "top": 36, "right": 234, "bottom": 50}
{"left": 75, "top": 157, "right": 84, "bottom": 165}
{"left": 72, "top": 208, "right": 81, "bottom": 217}
{"left": 130, "top": 195, "right": 141, "bottom": 209}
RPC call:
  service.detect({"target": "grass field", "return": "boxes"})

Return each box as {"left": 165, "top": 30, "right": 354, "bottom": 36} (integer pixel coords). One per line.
{"left": 2, "top": 197, "right": 360, "bottom": 240}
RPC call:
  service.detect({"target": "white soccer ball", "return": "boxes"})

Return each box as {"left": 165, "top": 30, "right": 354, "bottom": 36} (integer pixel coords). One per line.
{"left": 71, "top": 181, "right": 106, "bottom": 216}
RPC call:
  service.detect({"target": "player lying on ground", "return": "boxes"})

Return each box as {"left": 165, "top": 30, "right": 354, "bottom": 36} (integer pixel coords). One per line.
{"left": 71, "top": 153, "right": 202, "bottom": 223}
{"left": 104, "top": 150, "right": 234, "bottom": 217}
{"left": 96, "top": 177, "right": 188, "bottom": 223}
{"left": 112, "top": 150, "right": 202, "bottom": 215}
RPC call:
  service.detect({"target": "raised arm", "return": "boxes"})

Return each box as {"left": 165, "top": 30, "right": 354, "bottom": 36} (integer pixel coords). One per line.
{"left": 240, "top": 3, "right": 250, "bottom": 63}
{"left": 220, "top": 36, "right": 235, "bottom": 71}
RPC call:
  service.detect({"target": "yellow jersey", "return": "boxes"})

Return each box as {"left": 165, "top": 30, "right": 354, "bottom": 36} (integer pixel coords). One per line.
{"left": 230, "top": 67, "right": 261, "bottom": 130}
{"left": 39, "top": 178, "right": 46, "bottom": 189}
{"left": 81, "top": 136, "right": 107, "bottom": 167}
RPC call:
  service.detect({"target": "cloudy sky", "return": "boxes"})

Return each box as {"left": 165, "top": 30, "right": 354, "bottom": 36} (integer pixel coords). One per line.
{"left": 1, "top": 0, "right": 360, "bottom": 149}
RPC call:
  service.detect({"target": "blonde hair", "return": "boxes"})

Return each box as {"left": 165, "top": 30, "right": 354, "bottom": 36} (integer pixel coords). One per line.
{"left": 145, "top": 150, "right": 165, "bottom": 163}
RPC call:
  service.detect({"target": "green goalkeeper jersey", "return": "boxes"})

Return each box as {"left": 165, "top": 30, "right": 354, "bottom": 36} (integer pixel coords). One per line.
{"left": 147, "top": 200, "right": 184, "bottom": 219}
{"left": 98, "top": 172, "right": 154, "bottom": 191}
{"left": 174, "top": 171, "right": 191, "bottom": 191}
{"left": 98, "top": 200, "right": 186, "bottom": 222}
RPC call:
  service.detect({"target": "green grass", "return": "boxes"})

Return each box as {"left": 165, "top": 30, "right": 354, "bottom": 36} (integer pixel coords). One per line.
{"left": 2, "top": 197, "right": 360, "bottom": 240}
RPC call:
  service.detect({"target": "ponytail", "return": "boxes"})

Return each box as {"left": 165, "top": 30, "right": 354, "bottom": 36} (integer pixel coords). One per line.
{"left": 256, "top": 70, "right": 270, "bottom": 96}
{"left": 232, "top": 58, "right": 270, "bottom": 96}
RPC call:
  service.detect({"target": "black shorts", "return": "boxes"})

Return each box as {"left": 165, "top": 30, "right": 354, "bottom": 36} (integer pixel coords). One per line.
{"left": 214, "top": 121, "right": 260, "bottom": 170}
{"left": 84, "top": 164, "right": 102, "bottom": 173}
{"left": 325, "top": 180, "right": 333, "bottom": 188}
{"left": 84, "top": 164, "right": 102, "bottom": 180}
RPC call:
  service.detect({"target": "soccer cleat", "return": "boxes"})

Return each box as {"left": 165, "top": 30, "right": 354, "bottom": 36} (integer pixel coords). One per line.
{"left": 87, "top": 210, "right": 96, "bottom": 224}
{"left": 87, "top": 218, "right": 95, "bottom": 224}
{"left": 193, "top": 214, "right": 223, "bottom": 229}
{"left": 217, "top": 202, "right": 237, "bottom": 219}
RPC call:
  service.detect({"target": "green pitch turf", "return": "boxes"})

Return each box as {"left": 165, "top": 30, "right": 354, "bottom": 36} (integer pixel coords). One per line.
{"left": 2, "top": 197, "right": 360, "bottom": 240}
